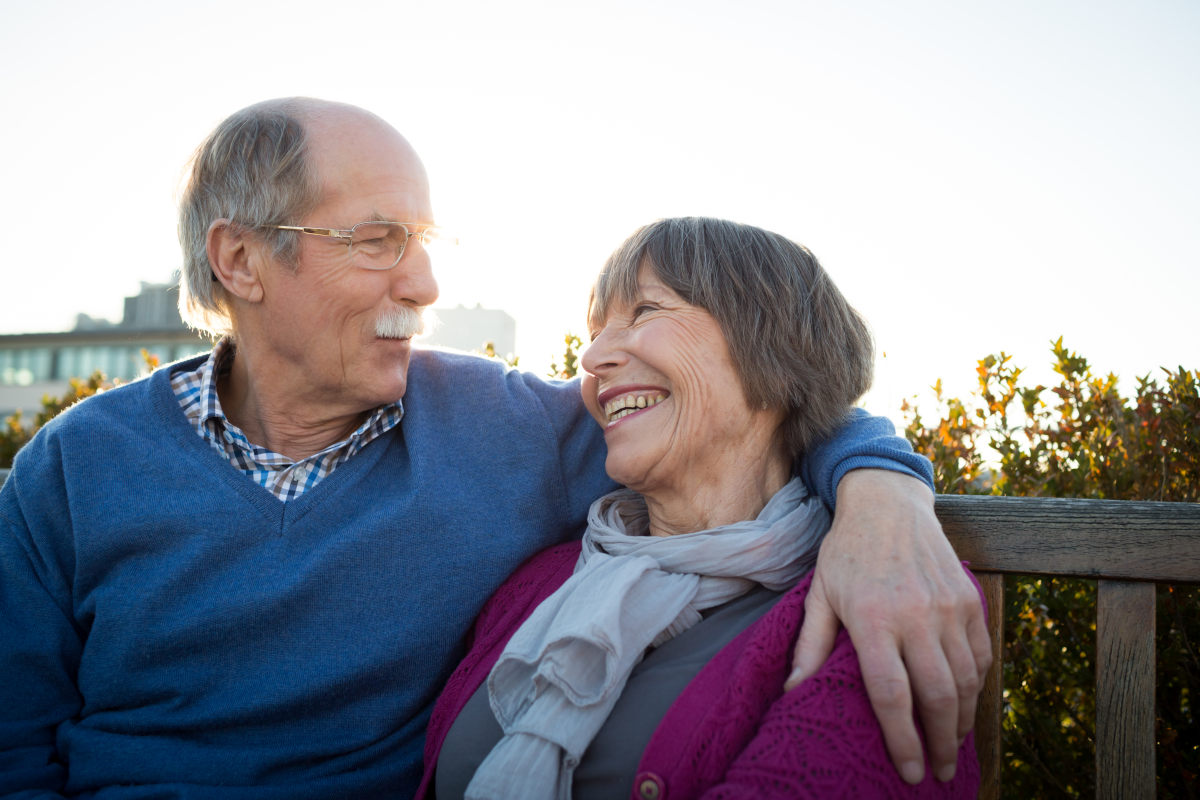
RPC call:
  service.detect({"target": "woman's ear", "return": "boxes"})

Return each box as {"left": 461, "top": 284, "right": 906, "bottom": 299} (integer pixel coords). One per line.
{"left": 207, "top": 219, "right": 264, "bottom": 304}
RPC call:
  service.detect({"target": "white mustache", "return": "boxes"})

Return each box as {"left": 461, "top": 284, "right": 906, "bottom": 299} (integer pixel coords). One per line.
{"left": 375, "top": 306, "right": 425, "bottom": 339}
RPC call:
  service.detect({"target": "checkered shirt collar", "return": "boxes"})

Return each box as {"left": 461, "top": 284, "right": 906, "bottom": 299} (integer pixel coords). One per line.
{"left": 171, "top": 338, "right": 404, "bottom": 500}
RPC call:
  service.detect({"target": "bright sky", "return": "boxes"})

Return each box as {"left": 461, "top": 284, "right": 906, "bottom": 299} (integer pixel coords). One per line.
{"left": 2, "top": 0, "right": 1197, "bottom": 428}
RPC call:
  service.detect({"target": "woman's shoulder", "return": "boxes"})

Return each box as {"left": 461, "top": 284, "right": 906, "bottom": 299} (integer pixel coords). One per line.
{"left": 474, "top": 542, "right": 581, "bottom": 640}
{"left": 642, "top": 570, "right": 979, "bottom": 796}
{"left": 511, "top": 540, "right": 582, "bottom": 579}
{"left": 502, "top": 541, "right": 579, "bottom": 593}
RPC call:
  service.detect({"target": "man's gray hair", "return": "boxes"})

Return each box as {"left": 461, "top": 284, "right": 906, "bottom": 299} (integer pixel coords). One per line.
{"left": 177, "top": 98, "right": 322, "bottom": 336}
{"left": 589, "top": 217, "right": 874, "bottom": 461}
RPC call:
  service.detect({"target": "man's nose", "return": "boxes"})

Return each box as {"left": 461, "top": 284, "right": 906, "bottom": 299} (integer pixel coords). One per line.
{"left": 391, "top": 244, "right": 439, "bottom": 308}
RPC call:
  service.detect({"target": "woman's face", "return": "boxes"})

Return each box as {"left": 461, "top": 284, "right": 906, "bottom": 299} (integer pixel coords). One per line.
{"left": 580, "top": 266, "right": 783, "bottom": 496}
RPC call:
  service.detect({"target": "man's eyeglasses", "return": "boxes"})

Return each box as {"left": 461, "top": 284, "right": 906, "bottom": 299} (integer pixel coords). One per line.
{"left": 268, "top": 221, "right": 457, "bottom": 270}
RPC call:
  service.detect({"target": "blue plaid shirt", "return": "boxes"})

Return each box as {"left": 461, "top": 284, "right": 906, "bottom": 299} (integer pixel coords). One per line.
{"left": 170, "top": 339, "right": 404, "bottom": 501}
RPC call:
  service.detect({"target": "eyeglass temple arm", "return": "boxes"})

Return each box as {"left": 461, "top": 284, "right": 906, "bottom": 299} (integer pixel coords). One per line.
{"left": 272, "top": 225, "right": 353, "bottom": 239}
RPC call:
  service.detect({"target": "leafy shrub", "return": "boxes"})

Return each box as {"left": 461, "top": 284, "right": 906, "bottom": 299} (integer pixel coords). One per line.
{"left": 903, "top": 338, "right": 1199, "bottom": 798}
{"left": 548, "top": 333, "right": 583, "bottom": 379}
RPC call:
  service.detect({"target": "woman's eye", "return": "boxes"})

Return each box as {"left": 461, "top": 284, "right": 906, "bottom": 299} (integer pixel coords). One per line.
{"left": 632, "top": 303, "right": 657, "bottom": 318}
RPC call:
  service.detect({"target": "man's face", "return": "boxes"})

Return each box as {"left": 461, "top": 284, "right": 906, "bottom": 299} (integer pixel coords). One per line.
{"left": 250, "top": 110, "right": 438, "bottom": 414}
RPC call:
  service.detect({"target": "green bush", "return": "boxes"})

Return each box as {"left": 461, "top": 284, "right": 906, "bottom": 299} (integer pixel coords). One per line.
{"left": 548, "top": 333, "right": 583, "bottom": 380}
{"left": 902, "top": 338, "right": 1199, "bottom": 798}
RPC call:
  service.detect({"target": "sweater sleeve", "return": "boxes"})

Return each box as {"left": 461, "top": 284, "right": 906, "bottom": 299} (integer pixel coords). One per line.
{"left": 797, "top": 407, "right": 935, "bottom": 511}
{"left": 0, "top": 439, "right": 78, "bottom": 798}
{"left": 695, "top": 627, "right": 980, "bottom": 799}
{"left": 518, "top": 372, "right": 617, "bottom": 528}
{"left": 691, "top": 572, "right": 982, "bottom": 800}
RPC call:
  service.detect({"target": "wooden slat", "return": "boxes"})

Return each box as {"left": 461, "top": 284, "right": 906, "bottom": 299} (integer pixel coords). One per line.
{"left": 1095, "top": 580, "right": 1156, "bottom": 800}
{"left": 935, "top": 496, "right": 1200, "bottom": 798}
{"left": 974, "top": 572, "right": 1004, "bottom": 800}
{"left": 935, "top": 495, "right": 1200, "bottom": 583}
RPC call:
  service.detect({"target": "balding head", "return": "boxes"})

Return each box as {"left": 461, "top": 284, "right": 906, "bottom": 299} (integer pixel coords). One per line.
{"left": 176, "top": 97, "right": 420, "bottom": 337}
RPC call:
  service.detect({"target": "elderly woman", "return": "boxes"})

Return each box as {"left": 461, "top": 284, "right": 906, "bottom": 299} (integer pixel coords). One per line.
{"left": 419, "top": 218, "right": 981, "bottom": 799}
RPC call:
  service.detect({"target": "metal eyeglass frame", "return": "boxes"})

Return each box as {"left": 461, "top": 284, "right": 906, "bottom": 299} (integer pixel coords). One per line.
{"left": 267, "top": 221, "right": 457, "bottom": 270}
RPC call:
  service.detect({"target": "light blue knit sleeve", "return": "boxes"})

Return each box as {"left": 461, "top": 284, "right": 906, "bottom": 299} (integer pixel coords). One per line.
{"left": 798, "top": 408, "right": 935, "bottom": 511}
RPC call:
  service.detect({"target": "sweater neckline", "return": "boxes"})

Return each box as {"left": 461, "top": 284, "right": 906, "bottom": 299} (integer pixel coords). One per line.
{"left": 150, "top": 356, "right": 397, "bottom": 529}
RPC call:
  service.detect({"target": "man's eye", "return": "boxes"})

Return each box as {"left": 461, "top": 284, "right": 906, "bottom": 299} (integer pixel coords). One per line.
{"left": 353, "top": 236, "right": 391, "bottom": 256}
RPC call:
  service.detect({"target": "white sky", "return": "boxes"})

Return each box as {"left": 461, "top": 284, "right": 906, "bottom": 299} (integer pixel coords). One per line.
{"left": 1, "top": 0, "right": 1197, "bottom": 428}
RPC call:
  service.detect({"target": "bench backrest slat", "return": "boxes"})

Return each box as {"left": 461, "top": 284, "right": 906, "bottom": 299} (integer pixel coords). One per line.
{"left": 937, "top": 495, "right": 1200, "bottom": 582}
{"left": 1095, "top": 580, "right": 1156, "bottom": 800}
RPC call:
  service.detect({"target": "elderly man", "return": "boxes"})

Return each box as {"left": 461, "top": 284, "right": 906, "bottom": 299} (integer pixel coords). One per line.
{"left": 0, "top": 98, "right": 988, "bottom": 797}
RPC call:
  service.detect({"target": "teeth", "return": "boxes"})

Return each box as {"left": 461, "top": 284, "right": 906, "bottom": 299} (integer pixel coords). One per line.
{"left": 604, "top": 393, "right": 666, "bottom": 421}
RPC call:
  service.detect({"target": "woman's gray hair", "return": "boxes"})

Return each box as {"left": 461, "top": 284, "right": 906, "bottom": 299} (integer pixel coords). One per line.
{"left": 177, "top": 98, "right": 322, "bottom": 336}
{"left": 589, "top": 217, "right": 874, "bottom": 461}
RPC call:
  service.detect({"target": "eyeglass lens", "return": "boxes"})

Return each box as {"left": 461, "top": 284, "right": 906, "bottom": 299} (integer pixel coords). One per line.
{"left": 349, "top": 222, "right": 412, "bottom": 269}
{"left": 347, "top": 222, "right": 453, "bottom": 269}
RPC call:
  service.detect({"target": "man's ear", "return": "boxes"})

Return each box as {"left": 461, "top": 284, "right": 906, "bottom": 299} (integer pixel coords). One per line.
{"left": 207, "top": 219, "right": 265, "bottom": 304}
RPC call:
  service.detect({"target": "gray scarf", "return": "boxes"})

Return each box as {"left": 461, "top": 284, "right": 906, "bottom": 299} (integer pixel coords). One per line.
{"left": 465, "top": 477, "right": 830, "bottom": 800}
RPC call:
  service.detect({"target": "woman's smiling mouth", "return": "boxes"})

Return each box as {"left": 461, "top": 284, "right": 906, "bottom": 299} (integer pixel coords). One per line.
{"left": 603, "top": 391, "right": 668, "bottom": 424}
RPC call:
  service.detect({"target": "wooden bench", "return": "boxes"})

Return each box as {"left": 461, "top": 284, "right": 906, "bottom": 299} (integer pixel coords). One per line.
{"left": 936, "top": 494, "right": 1200, "bottom": 800}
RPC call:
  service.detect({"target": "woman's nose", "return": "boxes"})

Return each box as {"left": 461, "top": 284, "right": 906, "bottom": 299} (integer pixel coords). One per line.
{"left": 580, "top": 326, "right": 623, "bottom": 375}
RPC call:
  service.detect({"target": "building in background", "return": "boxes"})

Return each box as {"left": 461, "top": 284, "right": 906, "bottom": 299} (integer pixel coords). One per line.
{"left": 420, "top": 304, "right": 517, "bottom": 360}
{"left": 0, "top": 282, "right": 211, "bottom": 420}
{"left": 0, "top": 286, "right": 518, "bottom": 421}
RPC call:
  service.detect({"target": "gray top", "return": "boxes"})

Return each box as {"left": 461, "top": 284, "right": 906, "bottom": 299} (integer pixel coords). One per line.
{"left": 435, "top": 584, "right": 784, "bottom": 800}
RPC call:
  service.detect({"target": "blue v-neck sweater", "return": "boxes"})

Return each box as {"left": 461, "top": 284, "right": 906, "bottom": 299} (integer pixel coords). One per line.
{"left": 0, "top": 348, "right": 930, "bottom": 798}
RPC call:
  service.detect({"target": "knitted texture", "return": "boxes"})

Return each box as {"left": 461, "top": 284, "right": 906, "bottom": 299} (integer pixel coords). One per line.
{"left": 642, "top": 579, "right": 980, "bottom": 799}
{"left": 1, "top": 347, "right": 931, "bottom": 798}
{"left": 0, "top": 351, "right": 611, "bottom": 799}
{"left": 421, "top": 543, "right": 981, "bottom": 800}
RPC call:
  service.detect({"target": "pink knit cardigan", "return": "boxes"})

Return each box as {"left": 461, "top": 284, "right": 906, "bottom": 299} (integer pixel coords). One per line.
{"left": 417, "top": 542, "right": 981, "bottom": 799}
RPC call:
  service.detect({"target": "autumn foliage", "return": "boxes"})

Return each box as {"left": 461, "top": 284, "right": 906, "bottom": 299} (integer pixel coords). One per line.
{"left": 903, "top": 338, "right": 1198, "bottom": 798}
